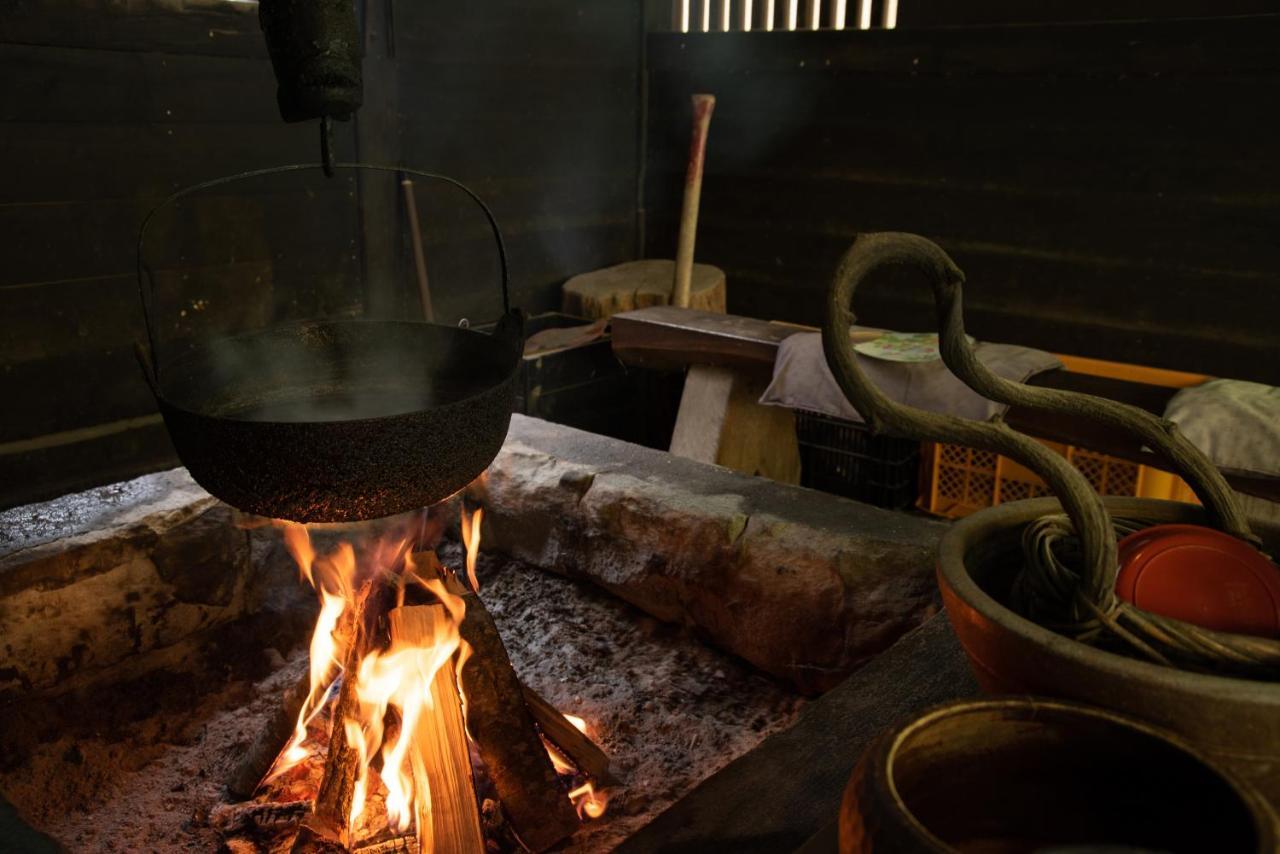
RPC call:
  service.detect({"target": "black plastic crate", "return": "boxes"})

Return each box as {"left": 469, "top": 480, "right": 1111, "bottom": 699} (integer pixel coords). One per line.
{"left": 513, "top": 312, "right": 682, "bottom": 449}
{"left": 795, "top": 410, "right": 921, "bottom": 510}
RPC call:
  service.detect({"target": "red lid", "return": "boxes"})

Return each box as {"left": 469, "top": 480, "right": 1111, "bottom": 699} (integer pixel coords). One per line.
{"left": 1115, "top": 524, "right": 1280, "bottom": 639}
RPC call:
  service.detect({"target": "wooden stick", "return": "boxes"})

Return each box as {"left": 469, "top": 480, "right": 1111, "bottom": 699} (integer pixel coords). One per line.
{"left": 520, "top": 685, "right": 618, "bottom": 787}
{"left": 457, "top": 592, "right": 579, "bottom": 852}
{"left": 671, "top": 94, "right": 716, "bottom": 308}
{"left": 389, "top": 606, "right": 485, "bottom": 854}
{"left": 401, "top": 177, "right": 435, "bottom": 323}
{"left": 227, "top": 668, "right": 312, "bottom": 800}
{"left": 293, "top": 584, "right": 372, "bottom": 853}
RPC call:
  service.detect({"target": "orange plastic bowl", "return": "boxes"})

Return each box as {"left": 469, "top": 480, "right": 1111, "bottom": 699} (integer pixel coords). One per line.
{"left": 1115, "top": 524, "right": 1280, "bottom": 639}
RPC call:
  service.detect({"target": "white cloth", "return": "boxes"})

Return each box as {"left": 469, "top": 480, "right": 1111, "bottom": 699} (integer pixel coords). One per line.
{"left": 759, "top": 331, "right": 1062, "bottom": 423}
{"left": 1164, "top": 380, "right": 1280, "bottom": 478}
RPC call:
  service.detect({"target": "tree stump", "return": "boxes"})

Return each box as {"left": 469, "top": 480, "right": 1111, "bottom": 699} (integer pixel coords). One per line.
{"left": 562, "top": 260, "right": 726, "bottom": 321}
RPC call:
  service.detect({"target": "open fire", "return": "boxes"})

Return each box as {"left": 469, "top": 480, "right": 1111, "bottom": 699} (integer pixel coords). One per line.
{"left": 238, "top": 505, "right": 610, "bottom": 853}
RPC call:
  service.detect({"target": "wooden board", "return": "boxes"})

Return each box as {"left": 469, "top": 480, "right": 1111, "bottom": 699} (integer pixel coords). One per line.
{"left": 563, "top": 259, "right": 726, "bottom": 321}
{"left": 614, "top": 615, "right": 977, "bottom": 854}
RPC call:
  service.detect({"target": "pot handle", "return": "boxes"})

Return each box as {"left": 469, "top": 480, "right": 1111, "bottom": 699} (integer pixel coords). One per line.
{"left": 822, "top": 233, "right": 1120, "bottom": 617}
{"left": 135, "top": 162, "right": 511, "bottom": 389}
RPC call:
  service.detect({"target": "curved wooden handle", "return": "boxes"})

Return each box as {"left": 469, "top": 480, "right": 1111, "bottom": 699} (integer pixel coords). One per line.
{"left": 928, "top": 283, "right": 1255, "bottom": 546}
{"left": 672, "top": 94, "right": 716, "bottom": 308}
{"left": 821, "top": 232, "right": 1120, "bottom": 615}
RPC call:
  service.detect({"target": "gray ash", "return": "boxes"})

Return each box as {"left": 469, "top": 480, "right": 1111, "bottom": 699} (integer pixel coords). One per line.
{"left": 1, "top": 546, "right": 803, "bottom": 852}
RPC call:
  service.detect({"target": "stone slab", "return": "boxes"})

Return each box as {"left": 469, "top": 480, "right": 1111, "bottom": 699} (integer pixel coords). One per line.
{"left": 475, "top": 415, "right": 948, "bottom": 694}
{"left": 0, "top": 468, "right": 260, "bottom": 698}
{"left": 615, "top": 614, "right": 978, "bottom": 853}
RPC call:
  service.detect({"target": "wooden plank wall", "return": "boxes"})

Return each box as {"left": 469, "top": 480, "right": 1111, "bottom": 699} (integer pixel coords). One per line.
{"left": 1, "top": 0, "right": 644, "bottom": 509}
{"left": 0, "top": 1, "right": 366, "bottom": 508}
{"left": 389, "top": 1, "right": 641, "bottom": 325}
{"left": 644, "top": 15, "right": 1280, "bottom": 384}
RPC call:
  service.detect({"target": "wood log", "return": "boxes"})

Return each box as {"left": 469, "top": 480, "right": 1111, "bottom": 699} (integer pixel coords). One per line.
{"left": 562, "top": 259, "right": 725, "bottom": 321}
{"left": 520, "top": 685, "right": 617, "bottom": 786}
{"left": 226, "top": 669, "right": 311, "bottom": 800}
{"left": 388, "top": 606, "right": 485, "bottom": 854}
{"left": 456, "top": 592, "right": 579, "bottom": 852}
{"left": 293, "top": 584, "right": 372, "bottom": 853}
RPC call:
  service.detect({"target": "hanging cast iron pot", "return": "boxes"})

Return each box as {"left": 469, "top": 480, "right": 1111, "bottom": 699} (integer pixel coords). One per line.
{"left": 135, "top": 163, "right": 523, "bottom": 523}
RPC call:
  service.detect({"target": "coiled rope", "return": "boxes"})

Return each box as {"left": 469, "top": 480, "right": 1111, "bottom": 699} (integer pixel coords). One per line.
{"left": 1017, "top": 514, "right": 1280, "bottom": 678}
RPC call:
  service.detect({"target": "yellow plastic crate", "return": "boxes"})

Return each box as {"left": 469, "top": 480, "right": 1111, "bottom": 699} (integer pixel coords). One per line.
{"left": 922, "top": 353, "right": 1203, "bottom": 520}
{"left": 923, "top": 439, "right": 1197, "bottom": 520}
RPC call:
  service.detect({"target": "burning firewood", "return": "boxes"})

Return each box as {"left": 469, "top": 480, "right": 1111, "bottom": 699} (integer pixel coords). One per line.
{"left": 227, "top": 669, "right": 312, "bottom": 800}
{"left": 293, "top": 579, "right": 375, "bottom": 852}
{"left": 520, "top": 685, "right": 618, "bottom": 788}
{"left": 220, "top": 513, "right": 617, "bottom": 854}
{"left": 389, "top": 605, "right": 485, "bottom": 854}
{"left": 453, "top": 586, "right": 581, "bottom": 852}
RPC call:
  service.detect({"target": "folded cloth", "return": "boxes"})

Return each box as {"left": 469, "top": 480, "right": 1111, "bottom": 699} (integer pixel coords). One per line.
{"left": 1164, "top": 379, "right": 1280, "bottom": 478}
{"left": 759, "top": 330, "right": 1062, "bottom": 423}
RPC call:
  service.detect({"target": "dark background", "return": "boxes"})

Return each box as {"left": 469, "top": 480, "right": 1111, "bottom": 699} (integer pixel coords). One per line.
{"left": 2, "top": 0, "right": 1277, "bottom": 508}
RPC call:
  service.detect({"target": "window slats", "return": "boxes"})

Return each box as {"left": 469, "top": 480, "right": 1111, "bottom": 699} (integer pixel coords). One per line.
{"left": 668, "top": 0, "right": 897, "bottom": 32}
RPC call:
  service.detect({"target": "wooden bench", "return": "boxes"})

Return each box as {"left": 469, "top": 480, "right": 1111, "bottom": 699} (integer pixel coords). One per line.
{"left": 610, "top": 306, "right": 1278, "bottom": 504}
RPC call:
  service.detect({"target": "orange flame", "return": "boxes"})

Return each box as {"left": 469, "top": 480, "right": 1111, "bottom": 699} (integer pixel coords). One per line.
{"left": 569, "top": 781, "right": 609, "bottom": 820}
{"left": 267, "top": 527, "right": 357, "bottom": 782}
{"left": 268, "top": 517, "right": 478, "bottom": 851}
{"left": 460, "top": 507, "right": 483, "bottom": 592}
{"left": 542, "top": 710, "right": 610, "bottom": 822}
{"left": 271, "top": 511, "right": 604, "bottom": 847}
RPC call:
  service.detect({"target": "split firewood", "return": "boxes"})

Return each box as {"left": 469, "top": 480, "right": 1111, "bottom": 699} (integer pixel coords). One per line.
{"left": 293, "top": 581, "right": 374, "bottom": 853}
{"left": 455, "top": 590, "right": 580, "bottom": 852}
{"left": 210, "top": 799, "right": 311, "bottom": 835}
{"left": 521, "top": 685, "right": 618, "bottom": 787}
{"left": 227, "top": 669, "right": 311, "bottom": 800}
{"left": 389, "top": 605, "right": 485, "bottom": 854}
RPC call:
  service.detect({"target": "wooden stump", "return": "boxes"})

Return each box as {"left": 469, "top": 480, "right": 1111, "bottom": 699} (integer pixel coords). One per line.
{"left": 562, "top": 259, "right": 726, "bottom": 321}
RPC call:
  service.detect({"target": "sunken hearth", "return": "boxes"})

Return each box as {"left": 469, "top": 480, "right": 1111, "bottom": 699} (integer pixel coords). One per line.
{"left": 0, "top": 417, "right": 944, "bottom": 853}
{"left": 0, "top": 518, "right": 801, "bottom": 853}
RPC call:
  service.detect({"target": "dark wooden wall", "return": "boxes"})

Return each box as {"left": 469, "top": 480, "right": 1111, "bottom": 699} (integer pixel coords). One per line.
{"left": 644, "top": 15, "right": 1280, "bottom": 384}
{"left": 900, "top": 1, "right": 1280, "bottom": 28}
{"left": 0, "top": 0, "right": 642, "bottom": 509}
{"left": 385, "top": 2, "right": 642, "bottom": 325}
{"left": 0, "top": 1, "right": 358, "bottom": 508}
